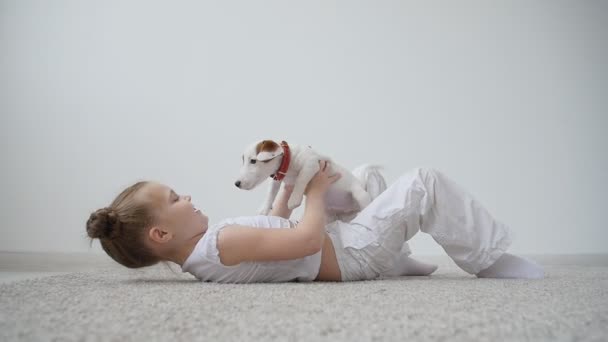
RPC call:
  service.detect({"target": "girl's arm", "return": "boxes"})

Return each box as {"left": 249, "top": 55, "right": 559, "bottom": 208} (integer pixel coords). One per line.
{"left": 268, "top": 184, "right": 295, "bottom": 219}
{"left": 217, "top": 161, "right": 340, "bottom": 265}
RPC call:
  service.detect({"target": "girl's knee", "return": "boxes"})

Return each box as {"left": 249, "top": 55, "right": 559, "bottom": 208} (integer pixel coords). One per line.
{"left": 418, "top": 167, "right": 441, "bottom": 178}
{"left": 394, "top": 167, "right": 437, "bottom": 187}
{"left": 405, "top": 167, "right": 441, "bottom": 182}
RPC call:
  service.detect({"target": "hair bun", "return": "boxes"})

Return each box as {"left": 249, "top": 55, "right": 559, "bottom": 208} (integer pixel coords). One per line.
{"left": 86, "top": 207, "right": 122, "bottom": 239}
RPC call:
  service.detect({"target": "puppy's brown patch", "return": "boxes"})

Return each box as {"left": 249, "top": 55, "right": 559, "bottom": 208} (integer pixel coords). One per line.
{"left": 255, "top": 140, "right": 279, "bottom": 154}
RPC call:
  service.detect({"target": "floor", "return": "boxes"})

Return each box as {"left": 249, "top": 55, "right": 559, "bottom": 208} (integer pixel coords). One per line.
{"left": 1, "top": 252, "right": 607, "bottom": 341}
{"left": 2, "top": 251, "right": 607, "bottom": 285}
{"left": 0, "top": 251, "right": 119, "bottom": 284}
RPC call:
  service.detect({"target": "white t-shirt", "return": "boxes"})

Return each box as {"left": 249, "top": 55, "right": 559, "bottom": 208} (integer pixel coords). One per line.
{"left": 181, "top": 215, "right": 323, "bottom": 283}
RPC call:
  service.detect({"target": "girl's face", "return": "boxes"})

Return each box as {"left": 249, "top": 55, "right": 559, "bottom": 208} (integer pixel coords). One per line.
{"left": 137, "top": 182, "right": 209, "bottom": 257}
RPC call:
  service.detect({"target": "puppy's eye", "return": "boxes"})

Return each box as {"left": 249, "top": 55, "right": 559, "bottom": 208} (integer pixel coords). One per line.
{"left": 250, "top": 159, "right": 257, "bottom": 164}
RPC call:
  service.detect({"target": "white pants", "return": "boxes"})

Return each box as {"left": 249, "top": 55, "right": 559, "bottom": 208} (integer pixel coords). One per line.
{"left": 326, "top": 168, "right": 513, "bottom": 281}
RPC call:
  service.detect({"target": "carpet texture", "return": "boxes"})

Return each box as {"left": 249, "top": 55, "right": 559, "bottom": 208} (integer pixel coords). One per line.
{"left": 1, "top": 255, "right": 607, "bottom": 341}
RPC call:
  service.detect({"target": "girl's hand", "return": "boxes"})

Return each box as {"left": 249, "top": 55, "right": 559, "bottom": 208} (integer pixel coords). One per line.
{"left": 304, "top": 160, "right": 341, "bottom": 197}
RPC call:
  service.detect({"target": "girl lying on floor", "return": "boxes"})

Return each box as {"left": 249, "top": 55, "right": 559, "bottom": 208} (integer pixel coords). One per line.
{"left": 86, "top": 162, "right": 544, "bottom": 283}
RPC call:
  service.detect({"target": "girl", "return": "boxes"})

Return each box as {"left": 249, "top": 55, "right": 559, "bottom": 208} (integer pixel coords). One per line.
{"left": 86, "top": 162, "right": 544, "bottom": 283}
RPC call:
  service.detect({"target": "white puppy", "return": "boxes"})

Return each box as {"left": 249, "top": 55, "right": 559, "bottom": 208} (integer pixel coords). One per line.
{"left": 235, "top": 139, "right": 383, "bottom": 219}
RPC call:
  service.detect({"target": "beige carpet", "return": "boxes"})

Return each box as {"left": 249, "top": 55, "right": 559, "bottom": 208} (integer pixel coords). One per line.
{"left": 1, "top": 255, "right": 607, "bottom": 341}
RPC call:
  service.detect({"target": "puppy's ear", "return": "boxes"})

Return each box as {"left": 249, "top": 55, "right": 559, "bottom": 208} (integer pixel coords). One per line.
{"left": 256, "top": 140, "right": 282, "bottom": 161}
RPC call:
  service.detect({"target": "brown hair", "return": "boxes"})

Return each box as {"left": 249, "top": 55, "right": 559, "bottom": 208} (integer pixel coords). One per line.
{"left": 86, "top": 181, "right": 162, "bottom": 268}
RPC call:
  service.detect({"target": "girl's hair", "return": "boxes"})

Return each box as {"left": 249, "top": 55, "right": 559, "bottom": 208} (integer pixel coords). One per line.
{"left": 86, "top": 181, "right": 162, "bottom": 268}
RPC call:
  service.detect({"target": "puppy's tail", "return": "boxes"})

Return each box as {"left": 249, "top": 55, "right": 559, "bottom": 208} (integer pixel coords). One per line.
{"left": 351, "top": 164, "right": 387, "bottom": 200}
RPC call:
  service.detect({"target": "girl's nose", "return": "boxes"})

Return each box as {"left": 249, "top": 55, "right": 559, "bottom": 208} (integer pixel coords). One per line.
{"left": 185, "top": 195, "right": 192, "bottom": 202}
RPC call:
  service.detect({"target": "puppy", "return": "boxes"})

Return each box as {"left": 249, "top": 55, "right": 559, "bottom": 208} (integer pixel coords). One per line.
{"left": 235, "top": 139, "right": 384, "bottom": 220}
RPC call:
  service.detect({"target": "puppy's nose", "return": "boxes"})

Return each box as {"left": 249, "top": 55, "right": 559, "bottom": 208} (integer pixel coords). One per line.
{"left": 235, "top": 181, "right": 241, "bottom": 188}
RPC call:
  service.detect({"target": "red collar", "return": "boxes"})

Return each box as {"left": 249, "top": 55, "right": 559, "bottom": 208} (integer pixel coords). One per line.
{"left": 271, "top": 141, "right": 291, "bottom": 181}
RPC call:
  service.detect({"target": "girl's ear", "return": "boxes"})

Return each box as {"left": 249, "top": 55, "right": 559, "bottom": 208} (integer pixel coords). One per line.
{"left": 148, "top": 226, "right": 172, "bottom": 243}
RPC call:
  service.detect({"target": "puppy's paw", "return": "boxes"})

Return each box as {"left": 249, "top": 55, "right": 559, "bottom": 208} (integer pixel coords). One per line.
{"left": 287, "top": 196, "right": 302, "bottom": 210}
{"left": 257, "top": 205, "right": 272, "bottom": 215}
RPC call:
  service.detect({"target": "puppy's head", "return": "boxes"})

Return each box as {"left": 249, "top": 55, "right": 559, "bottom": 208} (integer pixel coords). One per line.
{"left": 235, "top": 140, "right": 283, "bottom": 190}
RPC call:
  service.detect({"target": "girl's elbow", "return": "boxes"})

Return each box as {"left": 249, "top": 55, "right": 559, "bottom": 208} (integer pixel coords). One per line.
{"left": 303, "top": 237, "right": 323, "bottom": 256}
{"left": 294, "top": 224, "right": 324, "bottom": 256}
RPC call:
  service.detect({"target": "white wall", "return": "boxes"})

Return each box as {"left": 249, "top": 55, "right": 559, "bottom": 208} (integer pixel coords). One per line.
{"left": 1, "top": 0, "right": 606, "bottom": 256}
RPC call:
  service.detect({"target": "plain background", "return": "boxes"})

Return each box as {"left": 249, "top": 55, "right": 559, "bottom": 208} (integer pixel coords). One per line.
{"left": 1, "top": 0, "right": 606, "bottom": 256}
